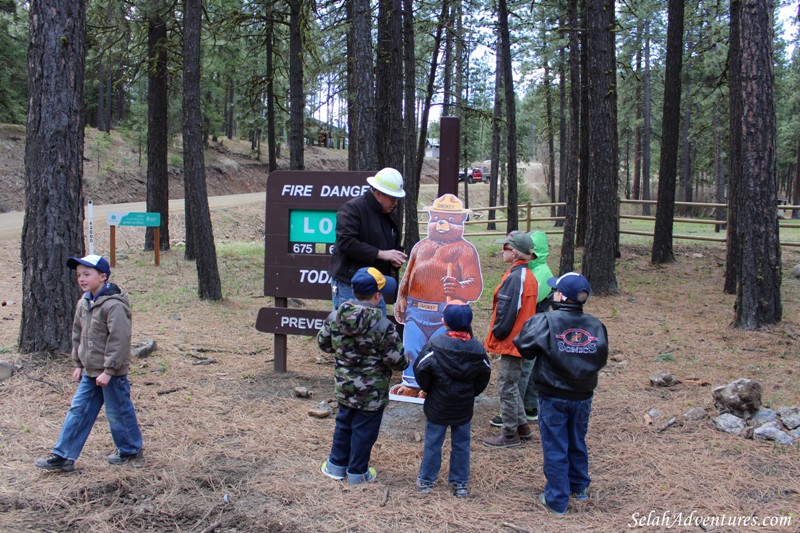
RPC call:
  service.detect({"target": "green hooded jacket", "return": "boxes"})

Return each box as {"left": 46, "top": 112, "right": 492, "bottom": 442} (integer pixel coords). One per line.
{"left": 528, "top": 231, "right": 554, "bottom": 305}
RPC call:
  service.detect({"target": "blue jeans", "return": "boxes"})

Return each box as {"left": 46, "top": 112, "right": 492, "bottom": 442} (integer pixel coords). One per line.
{"left": 328, "top": 404, "right": 385, "bottom": 476}
{"left": 418, "top": 419, "right": 471, "bottom": 488}
{"left": 538, "top": 394, "right": 593, "bottom": 514}
{"left": 331, "top": 278, "right": 387, "bottom": 317}
{"left": 400, "top": 303, "right": 446, "bottom": 387}
{"left": 52, "top": 373, "right": 143, "bottom": 461}
{"left": 519, "top": 358, "right": 539, "bottom": 412}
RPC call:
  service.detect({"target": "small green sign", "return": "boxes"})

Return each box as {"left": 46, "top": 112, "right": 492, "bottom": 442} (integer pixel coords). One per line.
{"left": 107, "top": 212, "right": 161, "bottom": 227}
{"left": 289, "top": 210, "right": 337, "bottom": 244}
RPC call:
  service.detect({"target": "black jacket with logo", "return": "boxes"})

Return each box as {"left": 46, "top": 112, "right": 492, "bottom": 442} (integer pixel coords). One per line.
{"left": 513, "top": 302, "right": 608, "bottom": 401}
{"left": 414, "top": 333, "right": 492, "bottom": 426}
{"left": 329, "top": 191, "right": 402, "bottom": 284}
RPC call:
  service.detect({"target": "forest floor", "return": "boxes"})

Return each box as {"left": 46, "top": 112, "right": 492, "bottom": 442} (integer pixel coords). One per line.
{"left": 0, "top": 127, "right": 799, "bottom": 532}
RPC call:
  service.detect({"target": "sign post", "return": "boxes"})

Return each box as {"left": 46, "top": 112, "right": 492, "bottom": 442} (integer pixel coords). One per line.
{"left": 255, "top": 171, "right": 374, "bottom": 372}
{"left": 87, "top": 201, "right": 95, "bottom": 255}
{"left": 107, "top": 212, "right": 162, "bottom": 267}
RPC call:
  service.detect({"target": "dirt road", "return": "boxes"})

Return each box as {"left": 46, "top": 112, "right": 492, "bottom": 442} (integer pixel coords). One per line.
{"left": 0, "top": 192, "right": 266, "bottom": 239}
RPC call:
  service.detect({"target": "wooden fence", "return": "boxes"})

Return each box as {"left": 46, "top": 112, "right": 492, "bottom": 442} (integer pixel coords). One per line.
{"left": 450, "top": 199, "right": 800, "bottom": 248}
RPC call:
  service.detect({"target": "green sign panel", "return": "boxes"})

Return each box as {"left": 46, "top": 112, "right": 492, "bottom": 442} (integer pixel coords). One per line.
{"left": 107, "top": 212, "right": 161, "bottom": 227}
{"left": 289, "top": 210, "right": 337, "bottom": 244}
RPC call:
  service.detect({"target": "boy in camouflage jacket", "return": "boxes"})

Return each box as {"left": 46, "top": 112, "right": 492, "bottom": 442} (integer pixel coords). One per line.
{"left": 318, "top": 267, "right": 408, "bottom": 484}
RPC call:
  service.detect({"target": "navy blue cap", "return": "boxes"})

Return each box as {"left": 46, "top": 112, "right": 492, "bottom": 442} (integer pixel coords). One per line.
{"left": 442, "top": 300, "right": 473, "bottom": 331}
{"left": 547, "top": 272, "right": 590, "bottom": 302}
{"left": 351, "top": 267, "right": 397, "bottom": 296}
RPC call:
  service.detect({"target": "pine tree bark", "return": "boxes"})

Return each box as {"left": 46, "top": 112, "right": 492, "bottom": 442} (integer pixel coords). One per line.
{"left": 733, "top": 0, "right": 781, "bottom": 328}
{"left": 348, "top": 0, "right": 376, "bottom": 170}
{"left": 20, "top": 0, "right": 86, "bottom": 353}
{"left": 558, "top": 0, "right": 581, "bottom": 275}
{"left": 642, "top": 16, "right": 652, "bottom": 216}
{"left": 651, "top": 0, "right": 684, "bottom": 264}
{"left": 401, "top": 0, "right": 418, "bottom": 251}
{"left": 724, "top": 0, "right": 742, "bottom": 294}
{"left": 499, "top": 0, "right": 518, "bottom": 232}
{"left": 288, "top": 0, "right": 304, "bottom": 170}
{"left": 145, "top": 7, "right": 169, "bottom": 252}
{"left": 265, "top": 2, "right": 277, "bottom": 172}
{"left": 581, "top": 0, "right": 618, "bottom": 294}
{"left": 376, "top": 0, "right": 403, "bottom": 172}
{"left": 182, "top": 0, "right": 221, "bottom": 300}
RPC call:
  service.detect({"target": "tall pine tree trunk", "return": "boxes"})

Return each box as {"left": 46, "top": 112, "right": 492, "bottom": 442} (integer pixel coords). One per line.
{"left": 724, "top": 0, "right": 742, "bottom": 294}
{"left": 145, "top": 8, "right": 169, "bottom": 252}
{"left": 581, "top": 0, "right": 618, "bottom": 294}
{"left": 288, "top": 0, "right": 304, "bottom": 170}
{"left": 734, "top": 0, "right": 781, "bottom": 328}
{"left": 183, "top": 0, "right": 221, "bottom": 300}
{"left": 651, "top": 0, "right": 684, "bottom": 264}
{"left": 20, "top": 0, "right": 86, "bottom": 353}
{"left": 401, "top": 0, "right": 419, "bottom": 250}
{"left": 348, "top": 0, "right": 376, "bottom": 170}
{"left": 642, "top": 17, "right": 652, "bottom": 216}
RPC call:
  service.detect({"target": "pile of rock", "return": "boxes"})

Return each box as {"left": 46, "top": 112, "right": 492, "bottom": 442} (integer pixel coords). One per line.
{"left": 711, "top": 378, "right": 798, "bottom": 446}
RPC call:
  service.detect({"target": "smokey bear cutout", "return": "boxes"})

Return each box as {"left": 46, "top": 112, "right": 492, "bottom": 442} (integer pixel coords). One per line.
{"left": 390, "top": 193, "right": 483, "bottom": 403}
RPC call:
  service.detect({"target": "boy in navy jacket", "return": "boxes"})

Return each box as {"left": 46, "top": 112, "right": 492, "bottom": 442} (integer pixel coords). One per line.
{"left": 414, "top": 301, "right": 491, "bottom": 498}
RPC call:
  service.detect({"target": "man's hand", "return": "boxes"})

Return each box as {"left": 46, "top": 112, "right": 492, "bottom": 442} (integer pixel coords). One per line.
{"left": 95, "top": 371, "right": 112, "bottom": 387}
{"left": 71, "top": 368, "right": 83, "bottom": 382}
{"left": 377, "top": 249, "right": 407, "bottom": 268}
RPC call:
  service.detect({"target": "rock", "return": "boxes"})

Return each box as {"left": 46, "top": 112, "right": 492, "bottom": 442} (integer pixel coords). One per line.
{"left": 293, "top": 386, "right": 312, "bottom": 398}
{"left": 791, "top": 264, "right": 800, "bottom": 279}
{"left": 682, "top": 406, "right": 707, "bottom": 421}
{"left": 712, "top": 378, "right": 762, "bottom": 418}
{"left": 711, "top": 413, "right": 746, "bottom": 435}
{"left": 649, "top": 371, "right": 679, "bottom": 387}
{"left": 132, "top": 339, "right": 156, "bottom": 358}
{"left": 789, "top": 427, "right": 800, "bottom": 440}
{"left": 647, "top": 408, "right": 662, "bottom": 419}
{"left": 753, "top": 421, "right": 794, "bottom": 445}
{"left": 308, "top": 408, "right": 331, "bottom": 419}
{"left": 0, "top": 360, "right": 13, "bottom": 381}
{"left": 778, "top": 406, "right": 800, "bottom": 430}
{"left": 749, "top": 408, "right": 778, "bottom": 427}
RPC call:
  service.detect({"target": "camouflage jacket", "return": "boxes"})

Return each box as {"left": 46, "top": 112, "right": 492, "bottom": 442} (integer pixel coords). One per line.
{"left": 317, "top": 301, "right": 407, "bottom": 411}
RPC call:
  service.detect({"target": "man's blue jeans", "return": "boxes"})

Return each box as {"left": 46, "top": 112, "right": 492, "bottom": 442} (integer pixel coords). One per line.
{"left": 538, "top": 394, "right": 593, "bottom": 514}
{"left": 327, "top": 404, "right": 385, "bottom": 476}
{"left": 331, "top": 278, "right": 387, "bottom": 317}
{"left": 52, "top": 373, "right": 143, "bottom": 461}
{"left": 418, "top": 419, "right": 471, "bottom": 488}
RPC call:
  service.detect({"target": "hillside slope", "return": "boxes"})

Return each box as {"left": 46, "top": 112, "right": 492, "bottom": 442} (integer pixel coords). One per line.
{"left": 0, "top": 124, "right": 440, "bottom": 212}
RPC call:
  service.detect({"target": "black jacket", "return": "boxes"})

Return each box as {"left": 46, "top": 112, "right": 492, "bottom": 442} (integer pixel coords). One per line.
{"left": 414, "top": 333, "right": 491, "bottom": 426}
{"left": 329, "top": 191, "right": 402, "bottom": 283}
{"left": 513, "top": 302, "right": 608, "bottom": 401}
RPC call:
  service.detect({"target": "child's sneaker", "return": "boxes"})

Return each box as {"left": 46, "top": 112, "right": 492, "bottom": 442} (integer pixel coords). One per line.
{"left": 347, "top": 467, "right": 377, "bottom": 485}
{"left": 571, "top": 488, "right": 590, "bottom": 500}
{"left": 35, "top": 453, "right": 74, "bottom": 472}
{"left": 416, "top": 479, "right": 434, "bottom": 494}
{"left": 320, "top": 460, "right": 346, "bottom": 480}
{"left": 107, "top": 449, "right": 144, "bottom": 465}
{"left": 489, "top": 414, "right": 503, "bottom": 427}
{"left": 525, "top": 408, "right": 539, "bottom": 421}
{"left": 539, "top": 493, "right": 567, "bottom": 515}
{"left": 451, "top": 485, "right": 469, "bottom": 498}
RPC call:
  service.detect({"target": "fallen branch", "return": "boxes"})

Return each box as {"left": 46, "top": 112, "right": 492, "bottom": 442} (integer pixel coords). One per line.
{"left": 656, "top": 417, "right": 677, "bottom": 433}
{"left": 380, "top": 487, "right": 389, "bottom": 507}
{"left": 157, "top": 386, "right": 187, "bottom": 396}
{"left": 199, "top": 521, "right": 221, "bottom": 533}
{"left": 21, "top": 371, "right": 63, "bottom": 394}
{"left": 502, "top": 522, "right": 532, "bottom": 533}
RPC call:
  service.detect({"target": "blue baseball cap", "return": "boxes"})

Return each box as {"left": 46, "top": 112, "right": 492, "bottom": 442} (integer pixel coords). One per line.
{"left": 547, "top": 272, "right": 590, "bottom": 302}
{"left": 442, "top": 300, "right": 473, "bottom": 331}
{"left": 351, "top": 267, "right": 397, "bottom": 296}
{"left": 67, "top": 254, "right": 111, "bottom": 279}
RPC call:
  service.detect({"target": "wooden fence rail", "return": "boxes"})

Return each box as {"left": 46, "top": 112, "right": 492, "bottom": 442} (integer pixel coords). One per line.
{"left": 442, "top": 200, "right": 800, "bottom": 248}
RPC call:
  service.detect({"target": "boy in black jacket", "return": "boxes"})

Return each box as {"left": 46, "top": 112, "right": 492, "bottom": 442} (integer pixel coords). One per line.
{"left": 414, "top": 301, "right": 491, "bottom": 498}
{"left": 513, "top": 273, "right": 608, "bottom": 515}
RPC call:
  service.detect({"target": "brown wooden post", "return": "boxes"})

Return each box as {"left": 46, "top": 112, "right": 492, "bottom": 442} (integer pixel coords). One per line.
{"left": 154, "top": 227, "right": 160, "bottom": 266}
